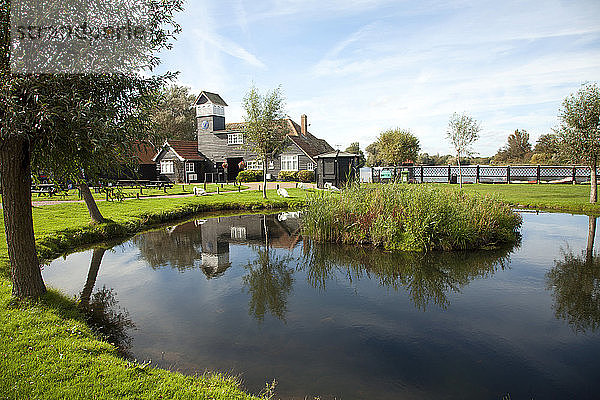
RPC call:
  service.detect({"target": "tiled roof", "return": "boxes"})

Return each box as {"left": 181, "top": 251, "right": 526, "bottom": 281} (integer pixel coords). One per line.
{"left": 196, "top": 91, "right": 228, "bottom": 106}
{"left": 166, "top": 140, "right": 204, "bottom": 161}
{"left": 132, "top": 141, "right": 157, "bottom": 164}
{"left": 224, "top": 118, "right": 334, "bottom": 160}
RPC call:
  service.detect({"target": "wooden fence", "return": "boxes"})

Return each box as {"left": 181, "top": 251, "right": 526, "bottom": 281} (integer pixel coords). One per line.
{"left": 362, "top": 165, "right": 597, "bottom": 184}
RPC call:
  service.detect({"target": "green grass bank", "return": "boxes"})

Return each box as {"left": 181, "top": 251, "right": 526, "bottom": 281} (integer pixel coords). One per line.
{"left": 458, "top": 183, "right": 600, "bottom": 213}
{"left": 302, "top": 183, "right": 522, "bottom": 251}
{"left": 0, "top": 189, "right": 307, "bottom": 400}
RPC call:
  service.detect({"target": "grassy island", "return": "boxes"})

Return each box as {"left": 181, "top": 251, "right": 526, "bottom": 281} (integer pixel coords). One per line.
{"left": 302, "top": 183, "right": 522, "bottom": 251}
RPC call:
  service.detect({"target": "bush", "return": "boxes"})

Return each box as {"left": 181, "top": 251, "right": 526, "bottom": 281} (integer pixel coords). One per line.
{"left": 297, "top": 170, "right": 315, "bottom": 182}
{"left": 237, "top": 170, "right": 263, "bottom": 182}
{"left": 278, "top": 171, "right": 298, "bottom": 181}
{"left": 301, "top": 182, "right": 522, "bottom": 251}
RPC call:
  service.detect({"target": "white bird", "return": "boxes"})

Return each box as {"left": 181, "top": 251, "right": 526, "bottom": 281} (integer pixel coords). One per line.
{"left": 277, "top": 187, "right": 290, "bottom": 197}
{"left": 193, "top": 187, "right": 207, "bottom": 196}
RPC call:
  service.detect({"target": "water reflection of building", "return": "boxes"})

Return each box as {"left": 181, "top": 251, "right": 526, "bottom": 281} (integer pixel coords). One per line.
{"left": 198, "top": 214, "right": 302, "bottom": 278}
{"left": 136, "top": 213, "right": 302, "bottom": 279}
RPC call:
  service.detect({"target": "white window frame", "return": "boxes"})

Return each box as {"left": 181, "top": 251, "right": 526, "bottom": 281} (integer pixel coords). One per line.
{"left": 227, "top": 133, "right": 244, "bottom": 145}
{"left": 281, "top": 155, "right": 299, "bottom": 171}
{"left": 246, "top": 159, "right": 264, "bottom": 171}
{"left": 306, "top": 162, "right": 316, "bottom": 171}
{"left": 160, "top": 160, "right": 174, "bottom": 174}
{"left": 185, "top": 162, "right": 195, "bottom": 173}
{"left": 231, "top": 226, "right": 247, "bottom": 240}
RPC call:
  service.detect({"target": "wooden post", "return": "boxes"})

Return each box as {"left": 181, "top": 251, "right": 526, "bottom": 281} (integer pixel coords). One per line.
{"left": 258, "top": 185, "right": 261, "bottom": 192}
{"left": 537, "top": 164, "right": 541, "bottom": 184}
{"left": 476, "top": 165, "right": 480, "bottom": 184}
{"left": 136, "top": 193, "right": 139, "bottom": 200}
{"left": 163, "top": 184, "right": 166, "bottom": 193}
{"left": 139, "top": 186, "right": 143, "bottom": 195}
{"left": 105, "top": 190, "right": 109, "bottom": 202}
{"left": 277, "top": 184, "right": 280, "bottom": 190}
{"left": 238, "top": 185, "right": 241, "bottom": 193}
{"left": 572, "top": 165, "right": 577, "bottom": 185}
{"left": 217, "top": 186, "right": 220, "bottom": 194}
{"left": 420, "top": 165, "right": 424, "bottom": 184}
{"left": 507, "top": 165, "right": 511, "bottom": 184}
{"left": 371, "top": 167, "right": 374, "bottom": 183}
{"left": 182, "top": 184, "right": 185, "bottom": 192}
{"left": 203, "top": 182, "right": 206, "bottom": 190}
{"left": 448, "top": 165, "right": 451, "bottom": 183}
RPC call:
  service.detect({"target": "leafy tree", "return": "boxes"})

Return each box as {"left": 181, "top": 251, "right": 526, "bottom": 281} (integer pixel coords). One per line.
{"left": 0, "top": 0, "right": 183, "bottom": 297}
{"left": 446, "top": 112, "right": 481, "bottom": 188}
{"left": 365, "top": 142, "right": 383, "bottom": 167}
{"left": 345, "top": 142, "right": 365, "bottom": 167}
{"left": 242, "top": 85, "right": 287, "bottom": 199}
{"left": 494, "top": 129, "right": 532, "bottom": 164}
{"left": 150, "top": 84, "right": 197, "bottom": 142}
{"left": 556, "top": 83, "right": 600, "bottom": 203}
{"left": 375, "top": 128, "right": 420, "bottom": 166}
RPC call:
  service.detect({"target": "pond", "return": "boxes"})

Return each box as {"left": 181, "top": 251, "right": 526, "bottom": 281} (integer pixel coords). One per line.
{"left": 43, "top": 211, "right": 600, "bottom": 399}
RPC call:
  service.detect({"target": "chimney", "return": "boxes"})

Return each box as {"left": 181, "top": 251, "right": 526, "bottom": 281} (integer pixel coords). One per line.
{"left": 301, "top": 114, "right": 307, "bottom": 136}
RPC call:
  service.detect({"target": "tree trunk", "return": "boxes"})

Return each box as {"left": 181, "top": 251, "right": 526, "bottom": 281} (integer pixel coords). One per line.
{"left": 262, "top": 156, "right": 267, "bottom": 199}
{"left": 80, "top": 247, "right": 106, "bottom": 306}
{"left": 0, "top": 136, "right": 46, "bottom": 298}
{"left": 79, "top": 183, "right": 106, "bottom": 223}
{"left": 457, "top": 152, "right": 463, "bottom": 189}
{"left": 590, "top": 156, "right": 597, "bottom": 204}
{"left": 587, "top": 215, "right": 596, "bottom": 264}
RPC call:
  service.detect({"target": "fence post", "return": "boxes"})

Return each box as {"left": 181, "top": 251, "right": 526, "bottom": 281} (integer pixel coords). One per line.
{"left": 448, "top": 165, "right": 451, "bottom": 183}
{"left": 476, "top": 165, "right": 480, "bottom": 184}
{"left": 371, "top": 167, "right": 374, "bottom": 183}
{"left": 537, "top": 164, "right": 541, "bottom": 184}
{"left": 420, "top": 165, "right": 424, "bottom": 184}
{"left": 507, "top": 165, "right": 511, "bottom": 184}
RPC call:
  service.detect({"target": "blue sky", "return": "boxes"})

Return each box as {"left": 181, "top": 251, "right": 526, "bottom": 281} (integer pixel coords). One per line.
{"left": 157, "top": 0, "right": 600, "bottom": 156}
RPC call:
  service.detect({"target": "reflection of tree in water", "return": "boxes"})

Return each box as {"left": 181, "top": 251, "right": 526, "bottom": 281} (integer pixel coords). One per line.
{"left": 132, "top": 225, "right": 202, "bottom": 271}
{"left": 546, "top": 216, "right": 600, "bottom": 333}
{"left": 79, "top": 248, "right": 134, "bottom": 354}
{"left": 242, "top": 216, "right": 295, "bottom": 322}
{"left": 302, "top": 241, "right": 515, "bottom": 310}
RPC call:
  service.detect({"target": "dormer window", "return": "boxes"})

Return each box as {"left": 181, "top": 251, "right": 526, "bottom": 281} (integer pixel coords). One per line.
{"left": 227, "top": 133, "right": 244, "bottom": 145}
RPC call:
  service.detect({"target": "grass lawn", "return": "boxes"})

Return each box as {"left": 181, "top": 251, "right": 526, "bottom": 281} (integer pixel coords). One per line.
{"left": 457, "top": 183, "right": 600, "bottom": 213}
{"left": 0, "top": 189, "right": 308, "bottom": 400}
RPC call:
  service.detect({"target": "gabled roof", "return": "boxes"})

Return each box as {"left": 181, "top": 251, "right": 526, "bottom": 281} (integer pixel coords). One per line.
{"left": 153, "top": 140, "right": 204, "bottom": 162}
{"left": 195, "top": 91, "right": 228, "bottom": 106}
{"left": 222, "top": 118, "right": 334, "bottom": 161}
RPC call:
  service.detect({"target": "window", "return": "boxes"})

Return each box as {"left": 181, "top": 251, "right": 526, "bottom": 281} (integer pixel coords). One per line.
{"left": 281, "top": 155, "right": 298, "bottom": 171}
{"left": 268, "top": 161, "right": 274, "bottom": 170}
{"left": 246, "top": 160, "right": 264, "bottom": 170}
{"left": 185, "top": 162, "right": 195, "bottom": 173}
{"left": 227, "top": 133, "right": 244, "bottom": 145}
{"left": 160, "top": 160, "right": 174, "bottom": 174}
{"left": 306, "top": 162, "right": 316, "bottom": 171}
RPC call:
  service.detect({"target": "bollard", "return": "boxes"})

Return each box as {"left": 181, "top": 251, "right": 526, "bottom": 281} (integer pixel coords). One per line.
{"left": 136, "top": 193, "right": 140, "bottom": 200}
{"left": 182, "top": 184, "right": 185, "bottom": 192}
{"left": 277, "top": 184, "right": 280, "bottom": 190}
{"left": 204, "top": 182, "right": 206, "bottom": 190}
{"left": 258, "top": 185, "right": 261, "bottom": 192}
{"left": 217, "top": 186, "right": 220, "bottom": 194}
{"left": 238, "top": 185, "right": 241, "bottom": 193}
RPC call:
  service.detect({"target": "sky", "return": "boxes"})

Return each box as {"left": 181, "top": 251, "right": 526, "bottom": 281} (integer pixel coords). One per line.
{"left": 156, "top": 0, "right": 600, "bottom": 157}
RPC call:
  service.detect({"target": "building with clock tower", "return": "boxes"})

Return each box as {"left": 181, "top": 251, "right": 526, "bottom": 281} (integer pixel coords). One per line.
{"left": 153, "top": 90, "right": 353, "bottom": 186}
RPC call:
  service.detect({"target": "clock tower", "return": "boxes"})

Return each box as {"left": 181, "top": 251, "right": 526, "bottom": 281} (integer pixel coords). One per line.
{"left": 195, "top": 91, "right": 227, "bottom": 133}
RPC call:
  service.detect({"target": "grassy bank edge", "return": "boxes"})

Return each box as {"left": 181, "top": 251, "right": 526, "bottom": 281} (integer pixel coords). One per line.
{"left": 1, "top": 191, "right": 306, "bottom": 400}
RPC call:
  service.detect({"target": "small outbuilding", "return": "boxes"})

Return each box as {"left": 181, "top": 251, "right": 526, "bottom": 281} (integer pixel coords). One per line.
{"left": 315, "top": 151, "right": 360, "bottom": 188}
{"left": 153, "top": 140, "right": 206, "bottom": 183}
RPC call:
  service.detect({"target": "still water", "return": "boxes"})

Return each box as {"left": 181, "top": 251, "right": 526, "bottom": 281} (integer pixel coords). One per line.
{"left": 43, "top": 211, "right": 600, "bottom": 399}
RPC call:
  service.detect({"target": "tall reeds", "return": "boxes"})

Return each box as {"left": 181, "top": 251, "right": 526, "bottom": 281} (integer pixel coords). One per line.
{"left": 302, "top": 183, "right": 522, "bottom": 251}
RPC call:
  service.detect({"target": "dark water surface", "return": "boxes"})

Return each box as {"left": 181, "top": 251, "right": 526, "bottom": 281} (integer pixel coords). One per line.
{"left": 43, "top": 211, "right": 600, "bottom": 399}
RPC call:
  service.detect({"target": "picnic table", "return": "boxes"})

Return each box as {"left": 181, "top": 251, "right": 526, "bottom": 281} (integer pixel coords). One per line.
{"left": 31, "top": 184, "right": 56, "bottom": 197}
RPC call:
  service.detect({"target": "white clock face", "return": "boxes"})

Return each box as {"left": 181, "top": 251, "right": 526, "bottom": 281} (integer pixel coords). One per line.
{"left": 201, "top": 120, "right": 209, "bottom": 130}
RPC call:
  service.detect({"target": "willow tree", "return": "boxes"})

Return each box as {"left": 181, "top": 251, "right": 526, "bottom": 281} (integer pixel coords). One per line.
{"left": 446, "top": 112, "right": 481, "bottom": 188}
{"left": 0, "top": 0, "right": 183, "bottom": 297}
{"left": 556, "top": 82, "right": 600, "bottom": 203}
{"left": 242, "top": 85, "right": 287, "bottom": 199}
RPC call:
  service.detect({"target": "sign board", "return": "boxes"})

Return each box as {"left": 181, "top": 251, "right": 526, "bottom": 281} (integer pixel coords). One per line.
{"left": 380, "top": 170, "right": 392, "bottom": 179}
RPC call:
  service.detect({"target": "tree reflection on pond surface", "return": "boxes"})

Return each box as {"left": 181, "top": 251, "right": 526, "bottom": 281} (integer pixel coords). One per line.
{"left": 547, "top": 215, "right": 600, "bottom": 333}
